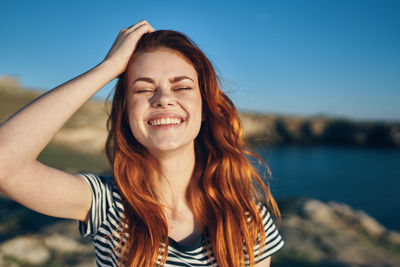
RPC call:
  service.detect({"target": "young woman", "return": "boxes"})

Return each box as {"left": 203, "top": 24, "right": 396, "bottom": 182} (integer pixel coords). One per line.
{"left": 0, "top": 20, "right": 284, "bottom": 266}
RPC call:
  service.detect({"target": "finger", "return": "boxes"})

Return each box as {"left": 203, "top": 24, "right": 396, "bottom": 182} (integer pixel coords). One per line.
{"left": 138, "top": 20, "right": 155, "bottom": 32}
{"left": 126, "top": 20, "right": 149, "bottom": 31}
{"left": 139, "top": 24, "right": 155, "bottom": 33}
{"left": 130, "top": 23, "right": 155, "bottom": 35}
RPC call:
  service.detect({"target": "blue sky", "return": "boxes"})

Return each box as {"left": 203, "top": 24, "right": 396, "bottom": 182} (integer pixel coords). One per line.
{"left": 1, "top": 0, "right": 399, "bottom": 121}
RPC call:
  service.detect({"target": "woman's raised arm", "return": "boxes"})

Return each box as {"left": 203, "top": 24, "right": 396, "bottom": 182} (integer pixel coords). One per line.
{"left": 0, "top": 20, "right": 154, "bottom": 222}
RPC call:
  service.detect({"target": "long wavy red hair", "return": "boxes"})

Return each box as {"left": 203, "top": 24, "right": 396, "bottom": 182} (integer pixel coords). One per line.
{"left": 106, "top": 30, "right": 280, "bottom": 266}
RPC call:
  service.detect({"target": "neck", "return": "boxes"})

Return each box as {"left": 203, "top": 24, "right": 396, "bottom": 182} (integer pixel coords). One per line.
{"left": 150, "top": 144, "right": 196, "bottom": 212}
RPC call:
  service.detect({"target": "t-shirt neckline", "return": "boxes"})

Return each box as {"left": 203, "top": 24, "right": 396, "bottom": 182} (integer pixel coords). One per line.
{"left": 168, "top": 234, "right": 204, "bottom": 253}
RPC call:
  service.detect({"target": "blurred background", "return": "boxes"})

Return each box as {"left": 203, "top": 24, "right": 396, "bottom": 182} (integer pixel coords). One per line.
{"left": 0, "top": 0, "right": 399, "bottom": 266}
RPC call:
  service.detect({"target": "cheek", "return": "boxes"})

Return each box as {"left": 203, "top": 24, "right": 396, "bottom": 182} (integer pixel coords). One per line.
{"left": 193, "top": 95, "right": 203, "bottom": 118}
{"left": 126, "top": 101, "right": 146, "bottom": 133}
{"left": 181, "top": 92, "right": 202, "bottom": 111}
{"left": 127, "top": 97, "right": 146, "bottom": 118}
{"left": 188, "top": 101, "right": 203, "bottom": 127}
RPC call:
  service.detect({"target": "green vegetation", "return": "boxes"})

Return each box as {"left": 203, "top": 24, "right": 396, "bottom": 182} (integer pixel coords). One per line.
{"left": 37, "top": 141, "right": 110, "bottom": 174}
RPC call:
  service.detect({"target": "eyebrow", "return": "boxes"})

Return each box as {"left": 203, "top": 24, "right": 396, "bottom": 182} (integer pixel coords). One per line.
{"left": 132, "top": 75, "right": 194, "bottom": 85}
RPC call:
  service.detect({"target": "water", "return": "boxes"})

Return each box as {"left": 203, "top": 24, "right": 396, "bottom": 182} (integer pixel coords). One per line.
{"left": 256, "top": 145, "right": 400, "bottom": 232}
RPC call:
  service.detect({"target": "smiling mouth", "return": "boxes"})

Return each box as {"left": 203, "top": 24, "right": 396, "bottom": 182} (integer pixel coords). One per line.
{"left": 147, "top": 117, "right": 184, "bottom": 126}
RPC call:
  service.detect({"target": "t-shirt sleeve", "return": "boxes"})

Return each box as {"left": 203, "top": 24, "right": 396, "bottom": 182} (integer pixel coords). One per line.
{"left": 254, "top": 203, "right": 284, "bottom": 263}
{"left": 78, "top": 173, "right": 115, "bottom": 239}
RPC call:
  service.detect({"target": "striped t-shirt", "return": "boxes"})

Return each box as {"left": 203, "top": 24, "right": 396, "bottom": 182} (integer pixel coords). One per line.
{"left": 78, "top": 173, "right": 284, "bottom": 266}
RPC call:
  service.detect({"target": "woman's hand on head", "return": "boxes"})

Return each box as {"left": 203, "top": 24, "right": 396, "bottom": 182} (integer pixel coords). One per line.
{"left": 103, "top": 20, "right": 155, "bottom": 77}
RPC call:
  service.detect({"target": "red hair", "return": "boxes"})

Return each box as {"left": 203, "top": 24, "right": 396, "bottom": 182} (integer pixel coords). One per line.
{"left": 106, "top": 30, "right": 280, "bottom": 266}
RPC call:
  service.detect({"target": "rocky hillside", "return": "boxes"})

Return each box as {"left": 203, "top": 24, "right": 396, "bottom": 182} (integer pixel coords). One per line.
{"left": 239, "top": 113, "right": 400, "bottom": 148}
{"left": 0, "top": 76, "right": 110, "bottom": 156}
{"left": 1, "top": 195, "right": 399, "bottom": 267}
{"left": 1, "top": 76, "right": 399, "bottom": 151}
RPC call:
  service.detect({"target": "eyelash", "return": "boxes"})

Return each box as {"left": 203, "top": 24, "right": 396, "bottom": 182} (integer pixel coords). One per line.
{"left": 174, "top": 87, "right": 191, "bottom": 91}
{"left": 135, "top": 87, "right": 192, "bottom": 94}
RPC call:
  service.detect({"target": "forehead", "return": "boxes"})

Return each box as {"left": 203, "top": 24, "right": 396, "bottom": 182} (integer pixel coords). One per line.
{"left": 130, "top": 49, "right": 198, "bottom": 82}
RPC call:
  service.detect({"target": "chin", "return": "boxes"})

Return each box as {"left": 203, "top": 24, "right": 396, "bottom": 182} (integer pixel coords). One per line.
{"left": 147, "top": 141, "right": 194, "bottom": 154}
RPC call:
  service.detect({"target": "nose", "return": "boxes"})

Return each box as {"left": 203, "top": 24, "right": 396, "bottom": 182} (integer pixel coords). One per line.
{"left": 151, "top": 87, "right": 175, "bottom": 108}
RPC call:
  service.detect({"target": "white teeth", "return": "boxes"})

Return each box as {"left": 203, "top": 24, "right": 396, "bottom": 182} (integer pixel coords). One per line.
{"left": 149, "top": 118, "right": 183, "bottom": 126}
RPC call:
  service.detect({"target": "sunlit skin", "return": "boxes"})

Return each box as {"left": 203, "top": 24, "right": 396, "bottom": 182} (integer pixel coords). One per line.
{"left": 126, "top": 49, "right": 203, "bottom": 158}
{"left": 126, "top": 49, "right": 203, "bottom": 235}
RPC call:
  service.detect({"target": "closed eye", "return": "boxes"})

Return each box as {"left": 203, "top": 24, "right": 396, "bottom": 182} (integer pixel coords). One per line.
{"left": 134, "top": 87, "right": 191, "bottom": 94}
{"left": 135, "top": 89, "right": 155, "bottom": 94}
{"left": 174, "top": 87, "right": 192, "bottom": 92}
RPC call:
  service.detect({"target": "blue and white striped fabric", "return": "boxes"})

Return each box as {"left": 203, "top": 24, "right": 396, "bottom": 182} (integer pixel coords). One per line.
{"left": 78, "top": 173, "right": 284, "bottom": 266}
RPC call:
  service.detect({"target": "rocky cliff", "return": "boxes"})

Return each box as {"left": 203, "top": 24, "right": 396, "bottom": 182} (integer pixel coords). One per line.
{"left": 239, "top": 113, "right": 400, "bottom": 148}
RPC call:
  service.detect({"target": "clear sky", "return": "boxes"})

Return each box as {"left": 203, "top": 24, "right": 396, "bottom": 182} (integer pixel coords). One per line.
{"left": 1, "top": 0, "right": 399, "bottom": 121}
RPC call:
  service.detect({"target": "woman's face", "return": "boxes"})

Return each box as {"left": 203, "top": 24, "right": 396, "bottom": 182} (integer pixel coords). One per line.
{"left": 126, "top": 49, "right": 202, "bottom": 155}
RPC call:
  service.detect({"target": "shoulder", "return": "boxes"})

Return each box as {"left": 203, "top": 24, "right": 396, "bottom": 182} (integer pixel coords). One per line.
{"left": 78, "top": 173, "right": 124, "bottom": 238}
{"left": 78, "top": 173, "right": 124, "bottom": 212}
{"left": 255, "top": 201, "right": 280, "bottom": 236}
{"left": 253, "top": 201, "right": 273, "bottom": 223}
{"left": 253, "top": 201, "right": 284, "bottom": 261}
{"left": 79, "top": 173, "right": 114, "bottom": 186}
{"left": 79, "top": 173, "right": 119, "bottom": 195}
